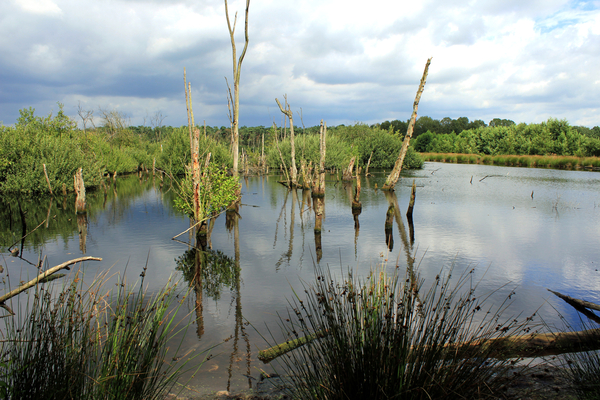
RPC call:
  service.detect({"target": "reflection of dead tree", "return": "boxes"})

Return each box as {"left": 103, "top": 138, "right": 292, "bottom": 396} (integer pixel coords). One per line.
{"left": 225, "top": 207, "right": 252, "bottom": 391}
{"left": 406, "top": 180, "right": 417, "bottom": 244}
{"left": 313, "top": 197, "right": 324, "bottom": 263}
{"left": 77, "top": 213, "right": 87, "bottom": 254}
{"left": 276, "top": 189, "right": 297, "bottom": 270}
{"left": 272, "top": 189, "right": 289, "bottom": 248}
{"left": 194, "top": 241, "right": 204, "bottom": 339}
{"left": 383, "top": 58, "right": 432, "bottom": 191}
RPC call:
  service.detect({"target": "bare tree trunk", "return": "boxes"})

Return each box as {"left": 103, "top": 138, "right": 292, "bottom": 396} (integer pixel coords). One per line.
{"left": 312, "top": 120, "right": 326, "bottom": 197}
{"left": 74, "top": 168, "right": 86, "bottom": 214}
{"left": 276, "top": 96, "right": 297, "bottom": 186}
{"left": 224, "top": 0, "right": 250, "bottom": 176}
{"left": 383, "top": 58, "right": 432, "bottom": 191}
{"left": 184, "top": 68, "right": 193, "bottom": 144}
{"left": 343, "top": 157, "right": 356, "bottom": 181}
{"left": 365, "top": 151, "right": 373, "bottom": 176}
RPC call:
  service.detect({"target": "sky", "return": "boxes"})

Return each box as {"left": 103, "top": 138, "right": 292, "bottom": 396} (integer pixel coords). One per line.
{"left": 1, "top": 0, "right": 599, "bottom": 129}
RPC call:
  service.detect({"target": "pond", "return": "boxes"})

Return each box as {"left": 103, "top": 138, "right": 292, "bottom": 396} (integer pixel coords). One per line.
{"left": 2, "top": 162, "right": 600, "bottom": 396}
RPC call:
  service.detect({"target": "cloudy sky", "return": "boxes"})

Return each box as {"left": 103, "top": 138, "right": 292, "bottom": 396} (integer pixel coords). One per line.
{"left": 1, "top": 0, "right": 599, "bottom": 129}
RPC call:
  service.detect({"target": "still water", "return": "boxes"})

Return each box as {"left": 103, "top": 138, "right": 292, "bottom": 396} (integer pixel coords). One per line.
{"left": 2, "top": 162, "right": 600, "bottom": 395}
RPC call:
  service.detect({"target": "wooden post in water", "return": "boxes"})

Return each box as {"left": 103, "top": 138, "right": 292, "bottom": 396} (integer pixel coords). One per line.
{"left": 74, "top": 168, "right": 86, "bottom": 214}
{"left": 383, "top": 58, "right": 431, "bottom": 191}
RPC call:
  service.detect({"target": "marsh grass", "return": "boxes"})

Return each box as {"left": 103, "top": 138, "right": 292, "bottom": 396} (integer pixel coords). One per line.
{"left": 558, "top": 317, "right": 600, "bottom": 400}
{"left": 419, "top": 152, "right": 600, "bottom": 171}
{"left": 0, "top": 269, "right": 196, "bottom": 400}
{"left": 270, "top": 264, "right": 533, "bottom": 400}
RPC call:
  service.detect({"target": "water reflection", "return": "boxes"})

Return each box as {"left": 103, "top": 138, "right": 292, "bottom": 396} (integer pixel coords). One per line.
{"left": 4, "top": 163, "right": 600, "bottom": 396}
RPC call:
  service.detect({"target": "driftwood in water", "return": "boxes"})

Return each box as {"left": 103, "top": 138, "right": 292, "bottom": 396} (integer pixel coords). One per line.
{"left": 548, "top": 289, "right": 600, "bottom": 325}
{"left": 0, "top": 256, "right": 102, "bottom": 316}
{"left": 383, "top": 58, "right": 431, "bottom": 191}
{"left": 74, "top": 168, "right": 86, "bottom": 213}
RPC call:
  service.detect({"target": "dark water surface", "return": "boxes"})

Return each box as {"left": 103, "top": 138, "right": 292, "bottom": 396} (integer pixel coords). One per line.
{"left": 2, "top": 162, "right": 600, "bottom": 396}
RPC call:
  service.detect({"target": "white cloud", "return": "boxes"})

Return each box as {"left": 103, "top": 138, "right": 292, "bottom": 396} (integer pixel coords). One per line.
{"left": 14, "top": 0, "right": 62, "bottom": 15}
{"left": 1, "top": 0, "right": 599, "bottom": 127}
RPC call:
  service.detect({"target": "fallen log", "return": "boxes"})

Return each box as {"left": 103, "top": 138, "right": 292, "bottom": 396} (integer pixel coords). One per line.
{"left": 258, "top": 328, "right": 600, "bottom": 364}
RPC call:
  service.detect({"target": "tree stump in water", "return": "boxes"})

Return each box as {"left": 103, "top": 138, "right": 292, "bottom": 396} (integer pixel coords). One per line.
{"left": 74, "top": 168, "right": 86, "bottom": 214}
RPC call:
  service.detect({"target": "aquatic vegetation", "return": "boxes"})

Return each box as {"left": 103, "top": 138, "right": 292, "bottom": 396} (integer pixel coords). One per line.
{"left": 269, "top": 264, "right": 533, "bottom": 400}
{"left": 0, "top": 270, "right": 197, "bottom": 399}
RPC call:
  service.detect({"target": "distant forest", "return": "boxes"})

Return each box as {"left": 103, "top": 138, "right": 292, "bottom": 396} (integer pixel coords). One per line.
{"left": 3, "top": 105, "right": 600, "bottom": 195}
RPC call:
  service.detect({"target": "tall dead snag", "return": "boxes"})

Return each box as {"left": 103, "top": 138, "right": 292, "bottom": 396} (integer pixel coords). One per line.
{"left": 312, "top": 120, "right": 327, "bottom": 198}
{"left": 74, "top": 168, "right": 86, "bottom": 214}
{"left": 184, "top": 68, "right": 193, "bottom": 144}
{"left": 224, "top": 0, "right": 250, "bottom": 176}
{"left": 276, "top": 96, "right": 297, "bottom": 187}
{"left": 383, "top": 58, "right": 432, "bottom": 191}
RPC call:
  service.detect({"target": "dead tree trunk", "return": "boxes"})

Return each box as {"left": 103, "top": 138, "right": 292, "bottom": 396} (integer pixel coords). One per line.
{"left": 352, "top": 162, "right": 361, "bottom": 211}
{"left": 342, "top": 157, "right": 356, "bottom": 181}
{"left": 224, "top": 0, "right": 250, "bottom": 176}
{"left": 383, "top": 58, "right": 432, "bottom": 191}
{"left": 312, "top": 120, "right": 327, "bottom": 198}
{"left": 276, "top": 96, "right": 297, "bottom": 187}
{"left": 74, "top": 168, "right": 86, "bottom": 214}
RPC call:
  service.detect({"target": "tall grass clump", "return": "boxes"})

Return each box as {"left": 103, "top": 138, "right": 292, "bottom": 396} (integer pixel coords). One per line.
{"left": 0, "top": 271, "right": 195, "bottom": 400}
{"left": 270, "top": 264, "right": 533, "bottom": 400}
{"left": 558, "top": 317, "right": 600, "bottom": 400}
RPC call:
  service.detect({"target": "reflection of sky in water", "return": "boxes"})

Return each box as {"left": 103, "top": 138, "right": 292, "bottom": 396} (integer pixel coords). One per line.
{"left": 4, "top": 163, "right": 600, "bottom": 395}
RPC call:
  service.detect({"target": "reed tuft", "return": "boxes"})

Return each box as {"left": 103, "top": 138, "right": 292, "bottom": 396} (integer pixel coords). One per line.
{"left": 0, "top": 270, "right": 196, "bottom": 400}
{"left": 269, "top": 264, "right": 533, "bottom": 400}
